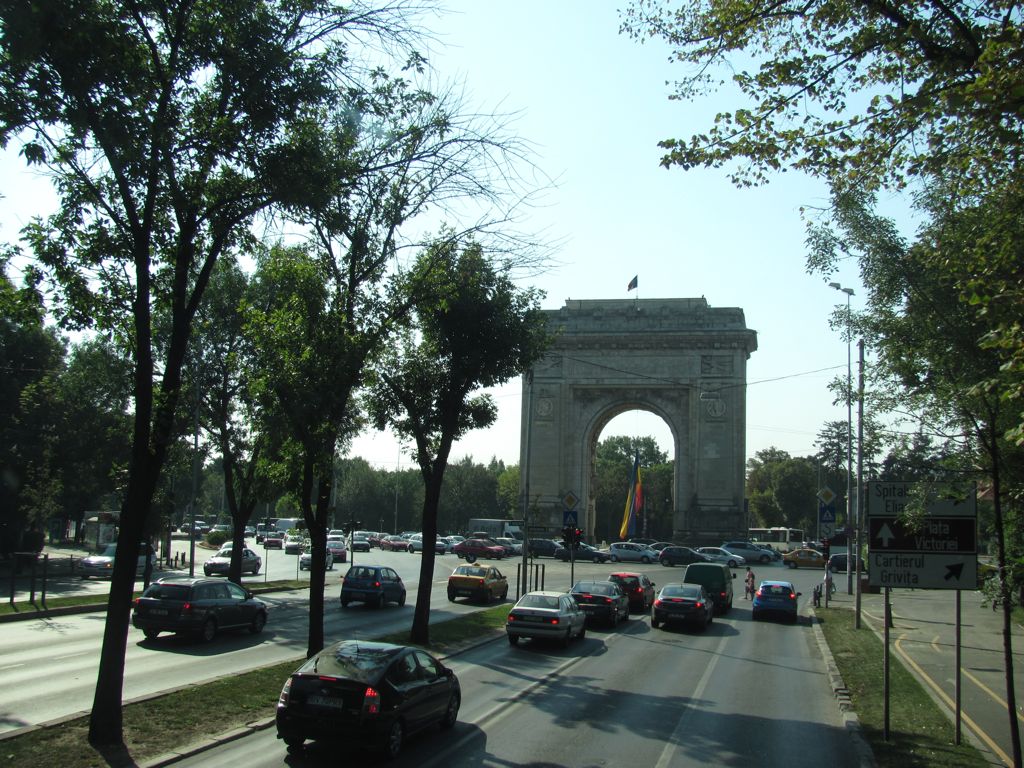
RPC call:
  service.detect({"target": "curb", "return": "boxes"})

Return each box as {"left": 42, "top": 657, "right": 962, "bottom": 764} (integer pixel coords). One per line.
{"left": 809, "top": 606, "right": 877, "bottom": 768}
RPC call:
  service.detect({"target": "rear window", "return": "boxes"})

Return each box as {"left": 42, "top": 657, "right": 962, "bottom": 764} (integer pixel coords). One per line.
{"left": 142, "top": 583, "right": 192, "bottom": 600}
{"left": 518, "top": 594, "right": 560, "bottom": 609}
{"left": 573, "top": 582, "right": 613, "bottom": 595}
{"left": 348, "top": 567, "right": 377, "bottom": 580}
{"left": 299, "top": 642, "right": 401, "bottom": 682}
{"left": 455, "top": 566, "right": 487, "bottom": 577}
{"left": 609, "top": 575, "right": 639, "bottom": 589}
{"left": 761, "top": 584, "right": 793, "bottom": 596}
{"left": 661, "top": 585, "right": 701, "bottom": 598}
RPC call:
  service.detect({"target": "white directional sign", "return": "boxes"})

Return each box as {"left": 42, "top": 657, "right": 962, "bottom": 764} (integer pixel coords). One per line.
{"left": 867, "top": 481, "right": 977, "bottom": 590}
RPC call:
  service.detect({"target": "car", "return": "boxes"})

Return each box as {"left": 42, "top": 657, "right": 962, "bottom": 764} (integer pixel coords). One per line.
{"left": 721, "top": 540, "right": 775, "bottom": 564}
{"left": 554, "top": 542, "right": 610, "bottom": 563}
{"left": 78, "top": 543, "right": 156, "bottom": 580}
{"left": 328, "top": 529, "right": 346, "bottom": 537}
{"left": 340, "top": 565, "right": 406, "bottom": 608}
{"left": 494, "top": 537, "right": 523, "bottom": 556}
{"left": 648, "top": 541, "right": 677, "bottom": 552}
{"left": 783, "top": 548, "right": 827, "bottom": 569}
{"left": 211, "top": 524, "right": 231, "bottom": 535}
{"left": 255, "top": 523, "right": 269, "bottom": 543}
{"left": 407, "top": 533, "right": 448, "bottom": 554}
{"left": 506, "top": 590, "right": 587, "bottom": 647}
{"left": 651, "top": 582, "right": 714, "bottom": 630}
{"left": 131, "top": 576, "right": 268, "bottom": 642}
{"left": 405, "top": 533, "right": 425, "bottom": 551}
{"left": 445, "top": 534, "right": 465, "bottom": 546}
{"left": 628, "top": 537, "right": 658, "bottom": 547}
{"left": 452, "top": 538, "right": 505, "bottom": 562}
{"left": 696, "top": 547, "right": 746, "bottom": 568}
{"left": 446, "top": 564, "right": 509, "bottom": 603}
{"left": 275, "top": 640, "right": 460, "bottom": 759}
{"left": 325, "top": 535, "right": 348, "bottom": 563}
{"left": 284, "top": 535, "right": 304, "bottom": 554}
{"left": 299, "top": 548, "right": 334, "bottom": 570}
{"left": 607, "top": 541, "right": 659, "bottom": 564}
{"left": 755, "top": 543, "right": 783, "bottom": 561}
{"left": 682, "top": 562, "right": 735, "bottom": 614}
{"left": 380, "top": 535, "right": 410, "bottom": 552}
{"left": 264, "top": 531, "right": 284, "bottom": 549}
{"left": 569, "top": 580, "right": 630, "bottom": 627}
{"left": 752, "top": 579, "right": 802, "bottom": 622}
{"left": 827, "top": 553, "right": 868, "bottom": 573}
{"left": 526, "top": 538, "right": 561, "bottom": 558}
{"left": 658, "top": 546, "right": 709, "bottom": 567}
{"left": 367, "top": 532, "right": 387, "bottom": 548}
{"left": 244, "top": 525, "right": 256, "bottom": 538}
{"left": 203, "top": 545, "right": 262, "bottom": 576}
{"left": 607, "top": 572, "right": 656, "bottom": 612}
{"left": 348, "top": 534, "right": 371, "bottom": 552}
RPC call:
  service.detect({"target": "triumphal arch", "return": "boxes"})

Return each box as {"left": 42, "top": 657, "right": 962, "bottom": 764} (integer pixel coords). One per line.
{"left": 519, "top": 298, "right": 758, "bottom": 542}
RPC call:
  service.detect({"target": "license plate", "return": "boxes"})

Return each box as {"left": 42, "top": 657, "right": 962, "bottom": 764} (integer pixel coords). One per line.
{"left": 148, "top": 608, "right": 167, "bottom": 616}
{"left": 307, "top": 695, "right": 344, "bottom": 709}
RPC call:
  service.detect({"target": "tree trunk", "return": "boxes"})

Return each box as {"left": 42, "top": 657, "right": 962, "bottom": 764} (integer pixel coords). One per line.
{"left": 411, "top": 463, "right": 445, "bottom": 645}
{"left": 302, "top": 457, "right": 330, "bottom": 658}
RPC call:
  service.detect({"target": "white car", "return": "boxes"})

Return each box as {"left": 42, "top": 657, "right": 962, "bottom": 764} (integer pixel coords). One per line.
{"left": 696, "top": 547, "right": 747, "bottom": 568}
{"left": 78, "top": 543, "right": 155, "bottom": 579}
{"left": 606, "top": 541, "right": 658, "bottom": 564}
{"left": 284, "top": 535, "right": 304, "bottom": 554}
{"left": 299, "top": 549, "right": 334, "bottom": 570}
{"left": 204, "top": 545, "right": 262, "bottom": 576}
{"left": 495, "top": 537, "right": 523, "bottom": 556}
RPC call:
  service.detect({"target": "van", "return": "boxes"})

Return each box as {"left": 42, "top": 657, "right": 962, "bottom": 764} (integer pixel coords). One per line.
{"left": 681, "top": 562, "right": 735, "bottom": 614}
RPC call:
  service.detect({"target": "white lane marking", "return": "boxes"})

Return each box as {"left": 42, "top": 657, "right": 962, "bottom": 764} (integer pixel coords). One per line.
{"left": 654, "top": 629, "right": 728, "bottom": 768}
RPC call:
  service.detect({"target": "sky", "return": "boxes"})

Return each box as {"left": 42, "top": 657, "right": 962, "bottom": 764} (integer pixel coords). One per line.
{"left": 0, "top": 1, "right": 900, "bottom": 474}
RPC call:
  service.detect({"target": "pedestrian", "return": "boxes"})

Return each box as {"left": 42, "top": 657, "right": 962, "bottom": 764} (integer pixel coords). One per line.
{"left": 744, "top": 566, "right": 755, "bottom": 600}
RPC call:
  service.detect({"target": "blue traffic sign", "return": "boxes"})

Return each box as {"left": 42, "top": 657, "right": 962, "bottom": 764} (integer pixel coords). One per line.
{"left": 563, "top": 509, "right": 578, "bottom": 526}
{"left": 819, "top": 501, "right": 836, "bottom": 524}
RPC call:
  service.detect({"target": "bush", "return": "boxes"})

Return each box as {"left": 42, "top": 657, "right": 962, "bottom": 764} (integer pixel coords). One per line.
{"left": 206, "top": 530, "right": 229, "bottom": 547}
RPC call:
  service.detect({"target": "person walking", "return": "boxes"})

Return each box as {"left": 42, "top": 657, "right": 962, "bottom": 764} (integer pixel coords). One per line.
{"left": 744, "top": 566, "right": 756, "bottom": 600}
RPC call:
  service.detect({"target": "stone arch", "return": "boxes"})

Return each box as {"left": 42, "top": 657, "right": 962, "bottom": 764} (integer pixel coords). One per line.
{"left": 519, "top": 298, "right": 757, "bottom": 544}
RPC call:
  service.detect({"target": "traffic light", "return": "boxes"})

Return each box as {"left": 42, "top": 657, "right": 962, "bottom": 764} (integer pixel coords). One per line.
{"left": 342, "top": 520, "right": 363, "bottom": 535}
{"left": 561, "top": 526, "right": 573, "bottom": 545}
{"left": 574, "top": 528, "right": 583, "bottom": 545}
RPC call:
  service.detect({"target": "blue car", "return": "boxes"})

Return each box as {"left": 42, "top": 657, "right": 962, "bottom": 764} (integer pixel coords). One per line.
{"left": 752, "top": 580, "right": 801, "bottom": 623}
{"left": 340, "top": 565, "right": 406, "bottom": 608}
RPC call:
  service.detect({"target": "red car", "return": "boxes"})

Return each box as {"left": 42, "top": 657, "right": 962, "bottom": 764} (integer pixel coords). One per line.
{"left": 380, "top": 535, "right": 410, "bottom": 552}
{"left": 264, "top": 531, "right": 284, "bottom": 549}
{"left": 453, "top": 538, "right": 505, "bottom": 562}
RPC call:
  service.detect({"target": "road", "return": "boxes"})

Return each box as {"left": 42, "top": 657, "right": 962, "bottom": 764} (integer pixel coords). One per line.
{"left": 172, "top": 563, "right": 860, "bottom": 768}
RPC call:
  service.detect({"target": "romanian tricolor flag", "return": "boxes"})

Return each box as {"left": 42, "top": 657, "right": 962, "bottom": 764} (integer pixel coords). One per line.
{"left": 619, "top": 453, "right": 643, "bottom": 539}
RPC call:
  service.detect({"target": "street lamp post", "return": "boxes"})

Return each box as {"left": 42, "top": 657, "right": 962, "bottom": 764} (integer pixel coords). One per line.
{"left": 829, "top": 282, "right": 855, "bottom": 594}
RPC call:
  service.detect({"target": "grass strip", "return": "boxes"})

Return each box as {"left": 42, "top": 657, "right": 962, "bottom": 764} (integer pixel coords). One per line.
{"left": 0, "top": 603, "right": 512, "bottom": 768}
{"left": 817, "top": 607, "right": 989, "bottom": 768}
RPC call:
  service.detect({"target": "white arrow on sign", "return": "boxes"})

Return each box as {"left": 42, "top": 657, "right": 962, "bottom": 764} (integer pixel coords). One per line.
{"left": 876, "top": 522, "right": 896, "bottom": 548}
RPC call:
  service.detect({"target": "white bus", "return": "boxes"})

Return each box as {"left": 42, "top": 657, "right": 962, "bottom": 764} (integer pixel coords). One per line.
{"left": 748, "top": 526, "right": 805, "bottom": 550}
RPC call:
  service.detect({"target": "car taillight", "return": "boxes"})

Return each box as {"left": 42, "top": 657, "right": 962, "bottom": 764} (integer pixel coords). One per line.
{"left": 182, "top": 601, "right": 193, "bottom": 614}
{"left": 789, "top": 592, "right": 796, "bottom": 599}
{"left": 132, "top": 598, "right": 140, "bottom": 607}
{"left": 278, "top": 677, "right": 292, "bottom": 707}
{"left": 602, "top": 597, "right": 612, "bottom": 604}
{"left": 755, "top": 588, "right": 764, "bottom": 597}
{"left": 548, "top": 618, "right": 560, "bottom": 625}
{"left": 634, "top": 587, "right": 642, "bottom": 593}
{"left": 653, "top": 599, "right": 663, "bottom": 608}
{"left": 363, "top": 686, "right": 381, "bottom": 715}
{"left": 695, "top": 601, "right": 704, "bottom": 609}
{"left": 373, "top": 581, "right": 381, "bottom": 588}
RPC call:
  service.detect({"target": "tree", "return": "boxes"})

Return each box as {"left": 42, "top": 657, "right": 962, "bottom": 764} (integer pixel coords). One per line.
{"left": 620, "top": 1, "right": 1024, "bottom": 192}
{"left": 0, "top": 1, "right": 424, "bottom": 746}
{"left": 367, "top": 240, "right": 550, "bottom": 644}
{"left": 806, "top": 182, "right": 1024, "bottom": 766}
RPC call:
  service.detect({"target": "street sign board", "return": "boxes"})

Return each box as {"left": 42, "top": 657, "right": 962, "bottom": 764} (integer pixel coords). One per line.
{"left": 820, "top": 522, "right": 835, "bottom": 541}
{"left": 867, "top": 481, "right": 977, "bottom": 590}
{"left": 818, "top": 500, "right": 836, "bottom": 524}
{"left": 817, "top": 486, "right": 836, "bottom": 505}
{"left": 563, "top": 508, "right": 578, "bottom": 526}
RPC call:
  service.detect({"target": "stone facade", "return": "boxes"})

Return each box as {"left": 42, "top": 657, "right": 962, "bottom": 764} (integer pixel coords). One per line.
{"left": 519, "top": 298, "right": 758, "bottom": 543}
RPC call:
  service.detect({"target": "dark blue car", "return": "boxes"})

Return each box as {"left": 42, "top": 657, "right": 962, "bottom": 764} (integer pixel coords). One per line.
{"left": 340, "top": 565, "right": 406, "bottom": 608}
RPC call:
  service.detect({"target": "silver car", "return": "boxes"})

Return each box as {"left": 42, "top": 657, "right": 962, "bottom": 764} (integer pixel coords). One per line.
{"left": 203, "top": 545, "right": 262, "bottom": 576}
{"left": 696, "top": 547, "right": 747, "bottom": 568}
{"left": 606, "top": 541, "right": 658, "bottom": 564}
{"left": 299, "top": 549, "right": 334, "bottom": 570}
{"left": 78, "top": 543, "right": 155, "bottom": 579}
{"left": 506, "top": 590, "right": 587, "bottom": 647}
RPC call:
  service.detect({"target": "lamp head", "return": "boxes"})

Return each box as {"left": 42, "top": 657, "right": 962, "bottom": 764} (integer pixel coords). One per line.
{"left": 828, "top": 282, "right": 840, "bottom": 289}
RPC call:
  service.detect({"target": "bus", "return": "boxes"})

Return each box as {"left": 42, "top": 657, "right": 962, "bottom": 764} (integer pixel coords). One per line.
{"left": 747, "top": 526, "right": 805, "bottom": 550}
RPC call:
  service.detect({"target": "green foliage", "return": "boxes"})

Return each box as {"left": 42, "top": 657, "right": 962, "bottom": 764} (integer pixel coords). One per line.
{"left": 745, "top": 448, "right": 817, "bottom": 532}
{"left": 205, "top": 530, "right": 229, "bottom": 547}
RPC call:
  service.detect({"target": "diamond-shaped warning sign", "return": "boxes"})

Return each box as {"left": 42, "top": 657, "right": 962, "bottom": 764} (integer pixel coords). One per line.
{"left": 817, "top": 486, "right": 836, "bottom": 505}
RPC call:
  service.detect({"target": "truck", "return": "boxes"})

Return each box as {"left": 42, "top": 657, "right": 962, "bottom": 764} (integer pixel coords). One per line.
{"left": 466, "top": 518, "right": 523, "bottom": 541}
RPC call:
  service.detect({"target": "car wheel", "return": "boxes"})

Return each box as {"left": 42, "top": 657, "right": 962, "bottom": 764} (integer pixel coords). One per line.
{"left": 447, "top": 590, "right": 456, "bottom": 602}
{"left": 252, "top": 565, "right": 260, "bottom": 575}
{"left": 383, "top": 720, "right": 404, "bottom": 760}
{"left": 249, "top": 610, "right": 266, "bottom": 634}
{"left": 728, "top": 559, "right": 738, "bottom": 568}
{"left": 376, "top": 594, "right": 385, "bottom": 609}
{"left": 760, "top": 555, "right": 771, "bottom": 564}
{"left": 641, "top": 556, "right": 651, "bottom": 564}
{"left": 787, "top": 561, "right": 797, "bottom": 569}
{"left": 283, "top": 736, "right": 304, "bottom": 754}
{"left": 561, "top": 630, "right": 571, "bottom": 648}
{"left": 200, "top": 617, "right": 217, "bottom": 643}
{"left": 752, "top": 610, "right": 761, "bottom": 621}
{"left": 508, "top": 634, "right": 519, "bottom": 646}
{"left": 578, "top": 624, "right": 586, "bottom": 641}
{"left": 398, "top": 592, "right": 406, "bottom": 607}
{"left": 609, "top": 555, "right": 619, "bottom": 562}
{"left": 465, "top": 554, "right": 476, "bottom": 563}
{"left": 441, "top": 691, "right": 460, "bottom": 729}
{"left": 501, "top": 586, "right": 508, "bottom": 600}
{"left": 660, "top": 558, "right": 670, "bottom": 567}
{"left": 143, "top": 628, "right": 160, "bottom": 640}
{"left": 651, "top": 618, "right": 660, "bottom": 628}
{"left": 341, "top": 598, "right": 350, "bottom": 608}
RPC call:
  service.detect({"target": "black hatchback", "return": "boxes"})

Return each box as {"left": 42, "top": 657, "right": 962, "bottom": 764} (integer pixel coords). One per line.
{"left": 659, "top": 546, "right": 709, "bottom": 567}
{"left": 131, "top": 577, "right": 268, "bottom": 642}
{"left": 276, "top": 640, "right": 460, "bottom": 759}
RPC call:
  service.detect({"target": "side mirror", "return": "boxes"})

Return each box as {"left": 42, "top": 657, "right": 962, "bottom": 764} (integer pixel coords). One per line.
{"left": 796, "top": 592, "right": 803, "bottom": 597}
{"left": 246, "top": 590, "right": 254, "bottom": 599}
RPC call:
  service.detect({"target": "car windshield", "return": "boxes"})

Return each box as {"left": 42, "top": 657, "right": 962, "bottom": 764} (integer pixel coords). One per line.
{"left": 98, "top": 544, "right": 118, "bottom": 557}
{"left": 455, "top": 566, "right": 488, "bottom": 577}
{"left": 518, "top": 594, "right": 561, "bottom": 610}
